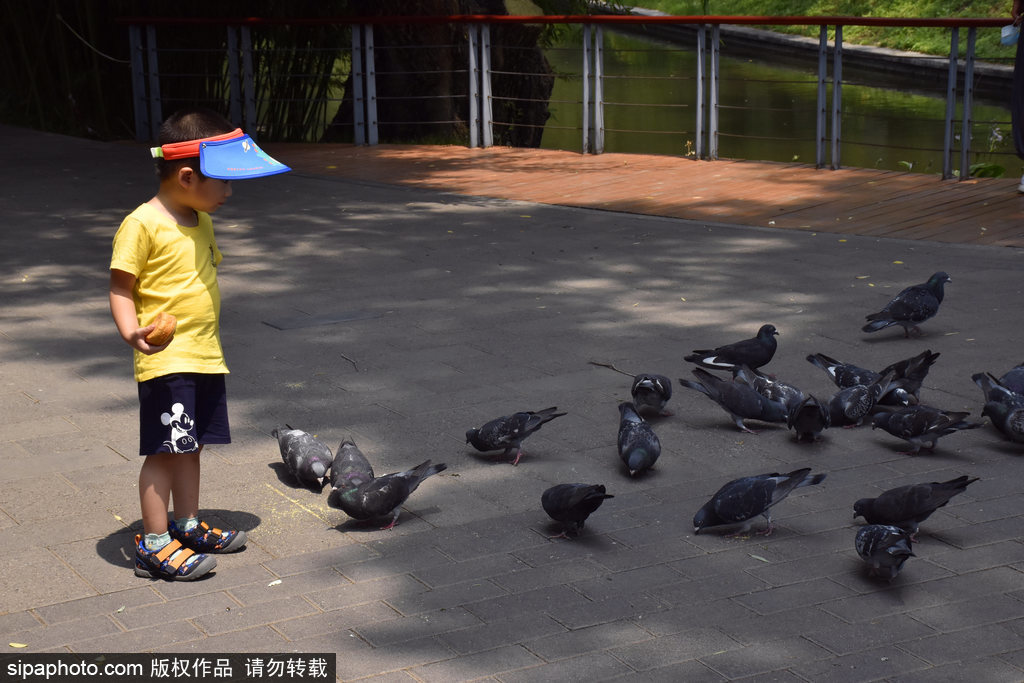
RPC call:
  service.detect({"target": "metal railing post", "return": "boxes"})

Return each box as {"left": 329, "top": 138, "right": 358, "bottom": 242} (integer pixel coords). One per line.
{"left": 468, "top": 24, "right": 479, "bottom": 149}
{"left": 582, "top": 24, "right": 591, "bottom": 153}
{"left": 594, "top": 25, "right": 605, "bottom": 154}
{"left": 481, "top": 24, "right": 493, "bottom": 147}
{"left": 352, "top": 25, "right": 365, "bottom": 145}
{"left": 227, "top": 27, "right": 242, "bottom": 127}
{"left": 129, "top": 25, "right": 148, "bottom": 142}
{"left": 240, "top": 26, "right": 257, "bottom": 133}
{"left": 831, "top": 25, "right": 843, "bottom": 170}
{"left": 696, "top": 25, "right": 705, "bottom": 159}
{"left": 144, "top": 24, "right": 162, "bottom": 140}
{"left": 960, "top": 27, "right": 976, "bottom": 179}
{"left": 943, "top": 28, "right": 959, "bottom": 180}
{"left": 365, "top": 24, "right": 378, "bottom": 145}
{"left": 816, "top": 25, "right": 828, "bottom": 168}
{"left": 709, "top": 24, "right": 719, "bottom": 160}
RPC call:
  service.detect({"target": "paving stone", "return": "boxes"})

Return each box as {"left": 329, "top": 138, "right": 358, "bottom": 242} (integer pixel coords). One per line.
{"left": 71, "top": 619, "right": 205, "bottom": 652}
{"left": 890, "top": 657, "right": 1024, "bottom": 683}
{"left": 150, "top": 625, "right": 289, "bottom": 653}
{"left": 413, "top": 553, "right": 531, "bottom": 589}
{"left": 523, "top": 620, "right": 652, "bottom": 661}
{"left": 492, "top": 557, "right": 609, "bottom": 594}
{"left": 717, "top": 604, "right": 852, "bottom": 646}
{"left": 896, "top": 623, "right": 1024, "bottom": 665}
{"left": 0, "top": 611, "right": 43, "bottom": 639}
{"left": 4, "top": 614, "right": 122, "bottom": 651}
{"left": 609, "top": 627, "right": 740, "bottom": 671}
{"left": 192, "top": 596, "right": 321, "bottom": 636}
{"left": 304, "top": 574, "right": 426, "bottom": 612}
{"left": 463, "top": 585, "right": 590, "bottom": 623}
{"left": 438, "top": 613, "right": 565, "bottom": 655}
{"left": 33, "top": 587, "right": 162, "bottom": 625}
{"left": 605, "top": 658, "right": 726, "bottom": 682}
{"left": 791, "top": 645, "right": 931, "bottom": 682}
{"left": 908, "top": 593, "right": 1024, "bottom": 632}
{"left": 354, "top": 607, "right": 482, "bottom": 647}
{"left": 261, "top": 543, "right": 380, "bottom": 577}
{"left": 112, "top": 591, "right": 239, "bottom": 631}
{"left": 150, "top": 564, "right": 280, "bottom": 601}
{"left": 804, "top": 612, "right": 937, "bottom": 656}
{"left": 228, "top": 566, "right": 351, "bottom": 606}
{"left": 547, "top": 592, "right": 669, "bottom": 630}
{"left": 385, "top": 578, "right": 509, "bottom": 616}
{"left": 331, "top": 636, "right": 454, "bottom": 680}
{"left": 498, "top": 651, "right": 634, "bottom": 682}
{"left": 698, "top": 636, "right": 833, "bottom": 679}
{"left": 410, "top": 644, "right": 543, "bottom": 682}
{"left": 271, "top": 601, "right": 400, "bottom": 641}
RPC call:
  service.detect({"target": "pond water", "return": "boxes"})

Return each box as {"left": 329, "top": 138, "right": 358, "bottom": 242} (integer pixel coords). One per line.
{"left": 539, "top": 30, "right": 1019, "bottom": 176}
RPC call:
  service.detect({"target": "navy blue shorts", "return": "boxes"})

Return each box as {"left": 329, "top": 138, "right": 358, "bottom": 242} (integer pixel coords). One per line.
{"left": 137, "top": 373, "right": 231, "bottom": 455}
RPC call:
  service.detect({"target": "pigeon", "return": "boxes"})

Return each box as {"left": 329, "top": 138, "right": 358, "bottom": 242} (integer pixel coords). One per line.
{"left": 853, "top": 475, "right": 979, "bottom": 537}
{"left": 996, "top": 363, "right": 1024, "bottom": 394}
{"left": 862, "top": 271, "right": 950, "bottom": 337}
{"left": 826, "top": 370, "right": 893, "bottom": 428}
{"left": 871, "top": 405, "right": 982, "bottom": 454}
{"left": 733, "top": 365, "right": 804, "bottom": 410}
{"left": 972, "top": 372, "right": 1024, "bottom": 443}
{"left": 541, "top": 483, "right": 614, "bottom": 539}
{"left": 272, "top": 425, "right": 333, "bottom": 489}
{"left": 329, "top": 438, "right": 374, "bottom": 492}
{"left": 631, "top": 373, "right": 674, "bottom": 417}
{"left": 678, "top": 367, "right": 788, "bottom": 434}
{"left": 806, "top": 349, "right": 939, "bottom": 406}
{"left": 327, "top": 459, "right": 447, "bottom": 529}
{"left": 466, "top": 407, "right": 566, "bottom": 465}
{"left": 684, "top": 324, "right": 778, "bottom": 372}
{"left": 693, "top": 467, "right": 827, "bottom": 537}
{"left": 787, "top": 394, "right": 831, "bottom": 442}
{"left": 855, "top": 525, "right": 915, "bottom": 581}
{"left": 617, "top": 402, "right": 661, "bottom": 476}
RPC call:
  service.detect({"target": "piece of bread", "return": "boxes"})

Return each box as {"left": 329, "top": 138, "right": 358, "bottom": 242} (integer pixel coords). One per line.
{"left": 145, "top": 312, "right": 177, "bottom": 345}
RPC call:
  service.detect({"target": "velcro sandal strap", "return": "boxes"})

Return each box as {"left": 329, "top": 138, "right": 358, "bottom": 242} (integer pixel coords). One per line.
{"left": 165, "top": 546, "right": 195, "bottom": 571}
{"left": 198, "top": 521, "right": 224, "bottom": 536}
{"left": 154, "top": 539, "right": 185, "bottom": 563}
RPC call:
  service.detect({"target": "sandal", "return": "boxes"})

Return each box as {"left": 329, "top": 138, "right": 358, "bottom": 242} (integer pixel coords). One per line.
{"left": 134, "top": 534, "right": 217, "bottom": 581}
{"left": 169, "top": 519, "right": 247, "bottom": 553}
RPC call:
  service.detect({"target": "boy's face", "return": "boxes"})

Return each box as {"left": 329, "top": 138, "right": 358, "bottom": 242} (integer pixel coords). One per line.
{"left": 178, "top": 167, "right": 232, "bottom": 213}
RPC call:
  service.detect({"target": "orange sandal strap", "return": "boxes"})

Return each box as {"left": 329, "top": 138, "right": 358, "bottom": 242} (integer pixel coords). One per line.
{"left": 153, "top": 538, "right": 185, "bottom": 563}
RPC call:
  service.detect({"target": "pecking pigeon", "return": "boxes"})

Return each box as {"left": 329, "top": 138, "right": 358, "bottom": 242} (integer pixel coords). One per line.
{"left": 862, "top": 271, "right": 950, "bottom": 337}
{"left": 631, "top": 373, "right": 674, "bottom": 417}
{"left": 806, "top": 349, "right": 939, "bottom": 406}
{"left": 996, "top": 363, "right": 1024, "bottom": 394}
{"left": 684, "top": 324, "right": 778, "bottom": 372}
{"left": 329, "top": 438, "right": 374, "bottom": 491}
{"left": 327, "top": 458, "right": 447, "bottom": 530}
{"left": 541, "top": 483, "right": 614, "bottom": 539}
{"left": 972, "top": 372, "right": 1024, "bottom": 443}
{"left": 853, "top": 475, "right": 979, "bottom": 538}
{"left": 826, "top": 370, "right": 894, "bottom": 428}
{"left": 466, "top": 407, "right": 566, "bottom": 466}
{"left": 787, "top": 394, "right": 831, "bottom": 442}
{"left": 272, "top": 425, "right": 334, "bottom": 489}
{"left": 871, "top": 405, "right": 982, "bottom": 454}
{"left": 678, "top": 367, "right": 788, "bottom": 434}
{"left": 617, "top": 402, "right": 661, "bottom": 476}
{"left": 693, "top": 467, "right": 827, "bottom": 537}
{"left": 855, "top": 525, "right": 915, "bottom": 581}
{"left": 733, "top": 365, "right": 805, "bottom": 410}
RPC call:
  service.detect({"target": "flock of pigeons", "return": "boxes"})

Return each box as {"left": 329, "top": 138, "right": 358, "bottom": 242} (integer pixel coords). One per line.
{"left": 272, "top": 271, "right": 1022, "bottom": 581}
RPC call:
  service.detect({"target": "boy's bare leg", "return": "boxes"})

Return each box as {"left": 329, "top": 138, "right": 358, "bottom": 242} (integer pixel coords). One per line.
{"left": 139, "top": 452, "right": 176, "bottom": 535}
{"left": 171, "top": 448, "right": 202, "bottom": 521}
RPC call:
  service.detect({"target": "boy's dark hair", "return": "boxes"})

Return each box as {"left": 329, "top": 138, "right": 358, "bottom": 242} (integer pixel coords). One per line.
{"left": 155, "top": 108, "right": 237, "bottom": 181}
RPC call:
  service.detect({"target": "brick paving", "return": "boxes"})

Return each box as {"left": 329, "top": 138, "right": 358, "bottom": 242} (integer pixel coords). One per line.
{"left": 2, "top": 124, "right": 1024, "bottom": 681}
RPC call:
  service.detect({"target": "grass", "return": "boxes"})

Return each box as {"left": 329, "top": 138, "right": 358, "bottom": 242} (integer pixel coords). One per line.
{"left": 636, "top": 0, "right": 1014, "bottom": 59}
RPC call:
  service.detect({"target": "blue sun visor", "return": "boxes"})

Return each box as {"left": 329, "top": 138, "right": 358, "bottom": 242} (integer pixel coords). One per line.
{"left": 198, "top": 134, "right": 290, "bottom": 179}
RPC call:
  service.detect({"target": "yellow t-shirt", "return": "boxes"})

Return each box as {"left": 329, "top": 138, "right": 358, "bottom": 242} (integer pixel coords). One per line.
{"left": 110, "top": 203, "right": 229, "bottom": 382}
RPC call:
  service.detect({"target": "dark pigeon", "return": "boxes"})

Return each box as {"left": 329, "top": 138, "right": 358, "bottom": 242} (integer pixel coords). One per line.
{"left": 631, "top": 373, "right": 674, "bottom": 417}
{"left": 733, "top": 365, "right": 804, "bottom": 409}
{"left": 806, "top": 349, "right": 939, "bottom": 406}
{"left": 466, "top": 407, "right": 566, "bottom": 466}
{"left": 693, "top": 467, "right": 827, "bottom": 537}
{"left": 327, "top": 459, "right": 447, "bottom": 530}
{"left": 329, "top": 438, "right": 374, "bottom": 492}
{"left": 853, "top": 475, "right": 979, "bottom": 537}
{"left": 684, "top": 324, "right": 778, "bottom": 372}
{"left": 541, "top": 483, "right": 614, "bottom": 539}
{"left": 871, "top": 405, "right": 982, "bottom": 454}
{"left": 972, "top": 372, "right": 1024, "bottom": 443}
{"left": 272, "top": 425, "right": 333, "bottom": 489}
{"left": 862, "top": 271, "right": 950, "bottom": 337}
{"left": 617, "top": 402, "right": 661, "bottom": 476}
{"left": 787, "top": 394, "right": 831, "bottom": 442}
{"left": 856, "top": 525, "right": 915, "bottom": 581}
{"left": 678, "top": 367, "right": 788, "bottom": 434}
{"left": 997, "top": 363, "right": 1024, "bottom": 394}
{"left": 826, "top": 370, "right": 894, "bottom": 428}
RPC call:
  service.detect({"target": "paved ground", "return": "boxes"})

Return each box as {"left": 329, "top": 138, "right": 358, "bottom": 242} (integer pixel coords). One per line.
{"left": 2, "top": 124, "right": 1024, "bottom": 682}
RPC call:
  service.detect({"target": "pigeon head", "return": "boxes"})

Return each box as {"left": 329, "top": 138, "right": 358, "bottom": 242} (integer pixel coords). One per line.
{"left": 693, "top": 505, "right": 717, "bottom": 534}
{"left": 758, "top": 324, "right": 779, "bottom": 339}
{"left": 465, "top": 428, "right": 479, "bottom": 444}
{"left": 870, "top": 413, "right": 891, "bottom": 430}
{"left": 926, "top": 271, "right": 951, "bottom": 299}
{"left": 853, "top": 499, "right": 870, "bottom": 519}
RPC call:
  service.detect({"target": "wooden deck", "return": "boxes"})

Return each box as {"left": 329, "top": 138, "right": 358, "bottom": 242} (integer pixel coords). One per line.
{"left": 269, "top": 143, "right": 1024, "bottom": 248}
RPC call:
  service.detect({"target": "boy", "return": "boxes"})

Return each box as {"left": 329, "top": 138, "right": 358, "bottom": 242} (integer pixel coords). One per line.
{"left": 109, "top": 108, "right": 289, "bottom": 580}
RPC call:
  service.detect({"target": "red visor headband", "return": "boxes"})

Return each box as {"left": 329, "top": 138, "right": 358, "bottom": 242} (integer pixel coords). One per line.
{"left": 152, "top": 128, "right": 245, "bottom": 160}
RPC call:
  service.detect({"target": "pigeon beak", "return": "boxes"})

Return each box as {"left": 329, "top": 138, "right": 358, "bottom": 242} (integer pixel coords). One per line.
{"left": 694, "top": 527, "right": 701, "bottom": 535}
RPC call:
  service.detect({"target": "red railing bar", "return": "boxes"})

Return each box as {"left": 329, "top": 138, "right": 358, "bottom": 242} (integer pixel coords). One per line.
{"left": 115, "top": 14, "right": 1009, "bottom": 29}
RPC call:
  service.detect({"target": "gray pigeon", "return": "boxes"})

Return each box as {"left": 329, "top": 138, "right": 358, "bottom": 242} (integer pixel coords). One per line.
{"left": 826, "top": 370, "right": 894, "bottom": 428}
{"left": 853, "top": 475, "right": 979, "bottom": 538}
{"left": 272, "top": 425, "right": 333, "bottom": 489}
{"left": 617, "top": 402, "right": 661, "bottom": 476}
{"left": 856, "top": 525, "right": 915, "bottom": 581}
{"left": 631, "top": 373, "right": 673, "bottom": 417}
{"left": 693, "top": 467, "right": 827, "bottom": 537}
{"left": 871, "top": 405, "right": 982, "bottom": 454}
{"left": 972, "top": 372, "right": 1024, "bottom": 443}
{"left": 787, "top": 394, "right": 831, "bottom": 442}
{"left": 806, "top": 349, "right": 939, "bottom": 406}
{"left": 678, "top": 367, "right": 788, "bottom": 434}
{"left": 329, "top": 438, "right": 374, "bottom": 491}
{"left": 327, "top": 459, "right": 447, "bottom": 529}
{"left": 733, "top": 365, "right": 805, "bottom": 409}
{"left": 862, "top": 271, "right": 950, "bottom": 337}
{"left": 684, "top": 324, "right": 778, "bottom": 372}
{"left": 466, "top": 407, "right": 566, "bottom": 465}
{"left": 996, "top": 363, "right": 1024, "bottom": 394}
{"left": 541, "top": 483, "right": 614, "bottom": 539}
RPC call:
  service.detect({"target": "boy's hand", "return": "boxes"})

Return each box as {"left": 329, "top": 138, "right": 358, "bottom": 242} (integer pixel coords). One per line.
{"left": 132, "top": 324, "right": 173, "bottom": 355}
